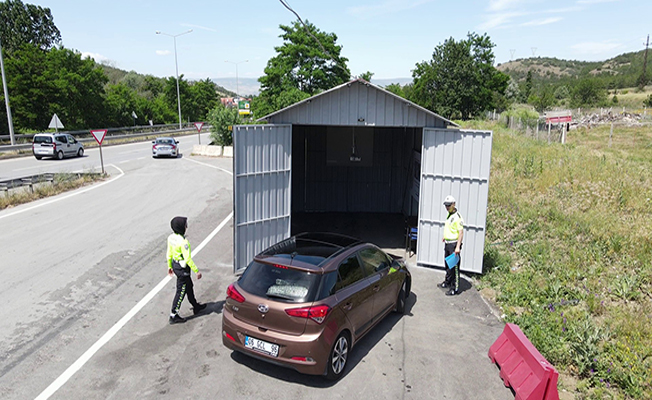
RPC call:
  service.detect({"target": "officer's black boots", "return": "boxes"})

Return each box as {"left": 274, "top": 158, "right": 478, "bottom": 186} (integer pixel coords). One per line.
{"left": 169, "top": 314, "right": 187, "bottom": 324}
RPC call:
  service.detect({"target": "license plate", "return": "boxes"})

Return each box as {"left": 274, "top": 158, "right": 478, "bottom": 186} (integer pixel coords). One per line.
{"left": 244, "top": 336, "right": 279, "bottom": 357}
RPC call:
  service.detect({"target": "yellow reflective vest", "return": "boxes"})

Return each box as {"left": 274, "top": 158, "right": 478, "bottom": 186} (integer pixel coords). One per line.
{"left": 167, "top": 233, "right": 198, "bottom": 273}
{"left": 443, "top": 211, "right": 464, "bottom": 241}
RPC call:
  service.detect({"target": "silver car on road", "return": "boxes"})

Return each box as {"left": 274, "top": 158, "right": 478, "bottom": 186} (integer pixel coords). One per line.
{"left": 152, "top": 137, "right": 180, "bottom": 158}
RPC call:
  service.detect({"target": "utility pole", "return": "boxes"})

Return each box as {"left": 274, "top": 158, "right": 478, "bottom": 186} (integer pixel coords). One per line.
{"left": 639, "top": 34, "right": 649, "bottom": 90}
{"left": 0, "top": 36, "right": 15, "bottom": 145}
{"left": 510, "top": 49, "right": 516, "bottom": 60}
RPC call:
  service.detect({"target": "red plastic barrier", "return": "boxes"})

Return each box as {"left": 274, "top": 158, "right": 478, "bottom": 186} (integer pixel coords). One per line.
{"left": 488, "top": 323, "right": 559, "bottom": 400}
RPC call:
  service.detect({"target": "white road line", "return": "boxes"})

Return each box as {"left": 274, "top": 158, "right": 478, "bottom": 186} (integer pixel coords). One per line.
{"left": 119, "top": 160, "right": 130, "bottom": 164}
{"left": 137, "top": 157, "right": 145, "bottom": 160}
{"left": 183, "top": 157, "right": 233, "bottom": 176}
{"left": 0, "top": 165, "right": 125, "bottom": 221}
{"left": 34, "top": 211, "right": 234, "bottom": 400}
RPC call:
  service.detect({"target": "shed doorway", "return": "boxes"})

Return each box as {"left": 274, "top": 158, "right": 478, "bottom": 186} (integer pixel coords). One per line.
{"left": 289, "top": 125, "right": 422, "bottom": 256}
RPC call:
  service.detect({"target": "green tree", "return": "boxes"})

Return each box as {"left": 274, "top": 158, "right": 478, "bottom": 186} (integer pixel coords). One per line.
{"left": 359, "top": 71, "right": 374, "bottom": 81}
{"left": 522, "top": 70, "right": 533, "bottom": 102}
{"left": 259, "top": 20, "right": 350, "bottom": 100}
{"left": 163, "top": 75, "right": 191, "bottom": 123}
{"left": 570, "top": 78, "right": 607, "bottom": 107}
{"left": 188, "top": 78, "right": 219, "bottom": 122}
{"left": 0, "top": 0, "right": 61, "bottom": 54}
{"left": 528, "top": 86, "right": 555, "bottom": 112}
{"left": 2, "top": 45, "right": 107, "bottom": 130}
{"left": 643, "top": 94, "right": 652, "bottom": 107}
{"left": 411, "top": 33, "right": 509, "bottom": 120}
{"left": 206, "top": 104, "right": 245, "bottom": 146}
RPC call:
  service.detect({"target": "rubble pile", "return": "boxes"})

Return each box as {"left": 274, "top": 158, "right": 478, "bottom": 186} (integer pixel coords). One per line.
{"left": 573, "top": 111, "right": 646, "bottom": 128}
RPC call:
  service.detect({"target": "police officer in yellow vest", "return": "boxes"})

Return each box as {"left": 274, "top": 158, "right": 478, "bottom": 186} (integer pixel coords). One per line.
{"left": 168, "top": 216, "right": 206, "bottom": 324}
{"left": 439, "top": 195, "right": 464, "bottom": 295}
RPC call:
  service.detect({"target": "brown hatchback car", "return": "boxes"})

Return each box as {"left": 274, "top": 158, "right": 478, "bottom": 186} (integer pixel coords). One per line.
{"left": 222, "top": 232, "right": 411, "bottom": 380}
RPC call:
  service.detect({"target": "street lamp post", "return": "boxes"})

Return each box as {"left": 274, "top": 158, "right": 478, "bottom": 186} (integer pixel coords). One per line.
{"left": 156, "top": 29, "right": 192, "bottom": 130}
{"left": 0, "top": 36, "right": 15, "bottom": 145}
{"left": 224, "top": 60, "right": 248, "bottom": 98}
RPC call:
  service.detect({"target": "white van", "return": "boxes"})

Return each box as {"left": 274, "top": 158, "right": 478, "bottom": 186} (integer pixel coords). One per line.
{"left": 32, "top": 133, "right": 84, "bottom": 160}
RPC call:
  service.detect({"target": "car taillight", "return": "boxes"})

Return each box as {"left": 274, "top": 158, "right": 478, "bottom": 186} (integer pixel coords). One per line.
{"left": 226, "top": 283, "right": 245, "bottom": 303}
{"left": 285, "top": 305, "right": 331, "bottom": 324}
{"left": 224, "top": 332, "right": 236, "bottom": 342}
{"left": 52, "top": 142, "right": 56, "bottom": 150}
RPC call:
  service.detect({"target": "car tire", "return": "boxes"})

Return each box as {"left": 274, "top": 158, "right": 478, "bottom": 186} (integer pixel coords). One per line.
{"left": 395, "top": 279, "right": 408, "bottom": 314}
{"left": 77, "top": 148, "right": 84, "bottom": 157}
{"left": 35, "top": 155, "right": 42, "bottom": 160}
{"left": 56, "top": 150, "right": 64, "bottom": 160}
{"left": 326, "top": 331, "right": 350, "bottom": 381}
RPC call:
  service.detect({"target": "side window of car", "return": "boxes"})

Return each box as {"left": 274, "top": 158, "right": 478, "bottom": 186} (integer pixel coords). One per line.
{"left": 67, "top": 136, "right": 76, "bottom": 144}
{"left": 334, "top": 255, "right": 365, "bottom": 292}
{"left": 359, "top": 247, "right": 391, "bottom": 275}
{"left": 318, "top": 271, "right": 338, "bottom": 299}
{"left": 55, "top": 135, "right": 66, "bottom": 143}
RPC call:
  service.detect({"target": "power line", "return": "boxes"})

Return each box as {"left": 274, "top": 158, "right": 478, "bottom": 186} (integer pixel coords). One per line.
{"left": 278, "top": 0, "right": 349, "bottom": 75}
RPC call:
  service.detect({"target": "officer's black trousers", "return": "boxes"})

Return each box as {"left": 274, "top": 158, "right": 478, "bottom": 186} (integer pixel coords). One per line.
{"left": 171, "top": 263, "right": 199, "bottom": 314}
{"left": 444, "top": 242, "right": 461, "bottom": 292}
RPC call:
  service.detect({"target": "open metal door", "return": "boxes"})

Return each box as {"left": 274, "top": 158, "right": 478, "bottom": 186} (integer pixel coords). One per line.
{"left": 233, "top": 124, "right": 292, "bottom": 274}
{"left": 416, "top": 128, "right": 492, "bottom": 274}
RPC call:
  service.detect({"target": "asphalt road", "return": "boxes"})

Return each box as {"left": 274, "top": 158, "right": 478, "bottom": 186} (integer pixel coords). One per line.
{"left": 0, "top": 141, "right": 514, "bottom": 400}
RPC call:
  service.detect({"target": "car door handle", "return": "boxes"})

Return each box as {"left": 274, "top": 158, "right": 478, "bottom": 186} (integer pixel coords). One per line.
{"left": 373, "top": 285, "right": 380, "bottom": 292}
{"left": 343, "top": 302, "right": 353, "bottom": 311}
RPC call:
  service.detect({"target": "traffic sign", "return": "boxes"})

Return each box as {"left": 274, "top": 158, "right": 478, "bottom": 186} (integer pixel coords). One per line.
{"left": 49, "top": 114, "right": 64, "bottom": 130}
{"left": 91, "top": 129, "right": 108, "bottom": 145}
{"left": 194, "top": 122, "right": 204, "bottom": 133}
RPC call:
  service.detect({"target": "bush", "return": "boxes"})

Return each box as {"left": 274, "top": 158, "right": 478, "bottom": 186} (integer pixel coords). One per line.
{"left": 644, "top": 94, "right": 652, "bottom": 108}
{"left": 206, "top": 104, "right": 244, "bottom": 146}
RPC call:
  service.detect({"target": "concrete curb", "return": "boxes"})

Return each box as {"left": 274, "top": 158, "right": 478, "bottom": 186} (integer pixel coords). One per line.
{"left": 192, "top": 145, "right": 233, "bottom": 157}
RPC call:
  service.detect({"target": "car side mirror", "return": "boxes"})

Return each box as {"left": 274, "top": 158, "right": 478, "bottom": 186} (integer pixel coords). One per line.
{"left": 175, "top": 140, "right": 179, "bottom": 144}
{"left": 151, "top": 140, "right": 155, "bottom": 144}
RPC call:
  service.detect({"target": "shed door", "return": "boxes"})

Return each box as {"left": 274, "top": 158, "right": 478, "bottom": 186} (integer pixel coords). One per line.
{"left": 417, "top": 128, "right": 492, "bottom": 274}
{"left": 233, "top": 124, "right": 292, "bottom": 274}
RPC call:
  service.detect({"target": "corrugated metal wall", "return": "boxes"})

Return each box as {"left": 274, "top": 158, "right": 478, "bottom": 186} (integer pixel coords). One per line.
{"left": 233, "top": 125, "right": 292, "bottom": 273}
{"left": 266, "top": 81, "right": 447, "bottom": 128}
{"left": 416, "top": 128, "right": 492, "bottom": 274}
{"left": 291, "top": 125, "right": 420, "bottom": 213}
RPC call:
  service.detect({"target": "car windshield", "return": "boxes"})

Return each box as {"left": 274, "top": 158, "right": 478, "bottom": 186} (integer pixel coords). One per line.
{"left": 34, "top": 136, "right": 52, "bottom": 144}
{"left": 238, "top": 261, "right": 321, "bottom": 303}
{"left": 156, "top": 138, "right": 174, "bottom": 144}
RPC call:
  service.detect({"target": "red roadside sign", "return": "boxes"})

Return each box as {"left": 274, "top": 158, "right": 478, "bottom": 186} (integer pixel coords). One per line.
{"left": 91, "top": 129, "right": 108, "bottom": 145}
{"left": 194, "top": 122, "right": 204, "bottom": 133}
{"left": 547, "top": 115, "right": 572, "bottom": 124}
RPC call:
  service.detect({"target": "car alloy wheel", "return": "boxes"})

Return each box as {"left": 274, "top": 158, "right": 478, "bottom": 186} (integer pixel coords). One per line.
{"left": 327, "top": 332, "right": 349, "bottom": 380}
{"left": 56, "top": 150, "right": 64, "bottom": 160}
{"left": 77, "top": 148, "right": 84, "bottom": 157}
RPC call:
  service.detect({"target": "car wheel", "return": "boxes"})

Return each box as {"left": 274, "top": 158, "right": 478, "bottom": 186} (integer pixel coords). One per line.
{"left": 395, "top": 280, "right": 408, "bottom": 314}
{"left": 326, "top": 331, "right": 350, "bottom": 381}
{"left": 35, "top": 155, "right": 42, "bottom": 160}
{"left": 56, "top": 150, "right": 64, "bottom": 160}
{"left": 77, "top": 148, "right": 84, "bottom": 157}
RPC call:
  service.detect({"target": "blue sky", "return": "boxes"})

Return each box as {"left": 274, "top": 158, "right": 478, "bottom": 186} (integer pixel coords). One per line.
{"left": 35, "top": 0, "right": 649, "bottom": 81}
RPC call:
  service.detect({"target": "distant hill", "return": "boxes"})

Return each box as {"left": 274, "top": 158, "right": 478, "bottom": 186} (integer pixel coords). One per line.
{"left": 212, "top": 76, "right": 413, "bottom": 96}
{"left": 497, "top": 50, "right": 648, "bottom": 88}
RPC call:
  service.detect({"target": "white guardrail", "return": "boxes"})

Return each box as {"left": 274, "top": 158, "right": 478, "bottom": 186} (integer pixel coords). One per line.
{"left": 0, "top": 124, "right": 207, "bottom": 153}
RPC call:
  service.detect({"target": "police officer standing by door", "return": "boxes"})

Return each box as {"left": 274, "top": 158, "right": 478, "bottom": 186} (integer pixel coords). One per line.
{"left": 167, "top": 216, "right": 206, "bottom": 324}
{"left": 439, "top": 195, "right": 464, "bottom": 296}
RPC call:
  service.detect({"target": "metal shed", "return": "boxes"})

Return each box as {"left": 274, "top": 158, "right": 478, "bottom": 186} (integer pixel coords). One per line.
{"left": 233, "top": 79, "right": 492, "bottom": 275}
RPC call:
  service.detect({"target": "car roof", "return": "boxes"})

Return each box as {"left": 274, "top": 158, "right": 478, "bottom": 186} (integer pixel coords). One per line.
{"left": 256, "top": 232, "right": 363, "bottom": 271}
{"left": 155, "top": 137, "right": 174, "bottom": 140}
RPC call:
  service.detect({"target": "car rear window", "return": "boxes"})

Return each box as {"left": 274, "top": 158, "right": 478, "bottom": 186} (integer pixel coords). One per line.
{"left": 33, "top": 136, "right": 52, "bottom": 144}
{"left": 156, "top": 138, "right": 174, "bottom": 144}
{"left": 238, "top": 261, "right": 321, "bottom": 303}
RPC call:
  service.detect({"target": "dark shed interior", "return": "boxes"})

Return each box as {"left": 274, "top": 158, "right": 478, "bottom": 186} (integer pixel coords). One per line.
{"left": 290, "top": 125, "right": 422, "bottom": 250}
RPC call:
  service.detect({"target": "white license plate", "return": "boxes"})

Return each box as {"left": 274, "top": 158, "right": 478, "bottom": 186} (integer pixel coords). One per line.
{"left": 244, "top": 336, "right": 279, "bottom": 357}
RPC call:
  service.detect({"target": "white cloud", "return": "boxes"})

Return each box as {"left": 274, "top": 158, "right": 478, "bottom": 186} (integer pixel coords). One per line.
{"left": 80, "top": 51, "right": 108, "bottom": 62}
{"left": 570, "top": 41, "right": 622, "bottom": 55}
{"left": 181, "top": 23, "right": 217, "bottom": 32}
{"left": 478, "top": 12, "right": 525, "bottom": 30}
{"left": 488, "top": 0, "right": 525, "bottom": 12}
{"left": 347, "top": 0, "right": 433, "bottom": 18}
{"left": 520, "top": 17, "right": 563, "bottom": 27}
{"left": 156, "top": 50, "right": 171, "bottom": 56}
{"left": 577, "top": 0, "right": 620, "bottom": 4}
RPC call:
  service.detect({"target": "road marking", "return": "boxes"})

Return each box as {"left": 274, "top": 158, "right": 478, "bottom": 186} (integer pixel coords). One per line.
{"left": 34, "top": 211, "right": 234, "bottom": 400}
{"left": 0, "top": 165, "right": 125, "bottom": 221}
{"left": 137, "top": 157, "right": 145, "bottom": 160}
{"left": 119, "top": 160, "right": 130, "bottom": 164}
{"left": 183, "top": 157, "right": 233, "bottom": 176}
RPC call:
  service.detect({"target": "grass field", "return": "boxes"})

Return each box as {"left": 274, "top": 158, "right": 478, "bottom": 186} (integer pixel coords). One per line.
{"left": 459, "top": 120, "right": 652, "bottom": 399}
{"left": 609, "top": 86, "right": 652, "bottom": 110}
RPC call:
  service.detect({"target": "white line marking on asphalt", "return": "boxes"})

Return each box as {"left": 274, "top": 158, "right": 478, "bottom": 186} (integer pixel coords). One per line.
{"left": 119, "top": 160, "right": 130, "bottom": 164}
{"left": 0, "top": 165, "right": 125, "bottom": 221}
{"left": 34, "top": 211, "right": 233, "bottom": 400}
{"left": 137, "top": 157, "right": 145, "bottom": 160}
{"left": 183, "top": 157, "right": 233, "bottom": 176}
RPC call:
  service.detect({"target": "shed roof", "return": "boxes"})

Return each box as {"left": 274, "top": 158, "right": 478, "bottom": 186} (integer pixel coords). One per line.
{"left": 258, "top": 78, "right": 458, "bottom": 128}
